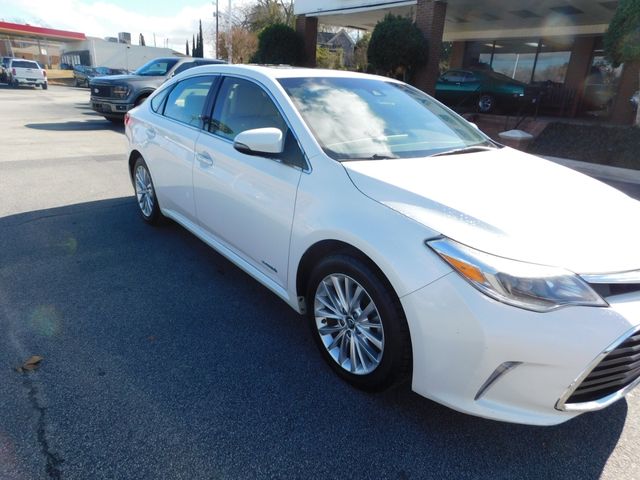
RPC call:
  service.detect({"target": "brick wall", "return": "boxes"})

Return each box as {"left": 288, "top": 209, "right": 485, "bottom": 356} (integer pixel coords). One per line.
{"left": 295, "top": 15, "right": 318, "bottom": 67}
{"left": 414, "top": 0, "right": 447, "bottom": 94}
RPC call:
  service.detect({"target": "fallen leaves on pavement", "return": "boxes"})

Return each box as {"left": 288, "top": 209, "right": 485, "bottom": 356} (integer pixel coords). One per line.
{"left": 15, "top": 355, "right": 44, "bottom": 373}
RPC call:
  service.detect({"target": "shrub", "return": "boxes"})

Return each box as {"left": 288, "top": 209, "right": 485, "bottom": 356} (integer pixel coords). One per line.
{"left": 251, "top": 23, "right": 304, "bottom": 65}
{"left": 367, "top": 14, "right": 428, "bottom": 80}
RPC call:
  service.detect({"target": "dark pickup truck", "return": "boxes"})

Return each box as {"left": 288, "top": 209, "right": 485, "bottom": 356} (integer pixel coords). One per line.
{"left": 90, "top": 57, "right": 225, "bottom": 122}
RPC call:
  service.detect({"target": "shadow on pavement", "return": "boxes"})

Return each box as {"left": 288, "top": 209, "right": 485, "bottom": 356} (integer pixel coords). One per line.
{"left": 24, "top": 120, "right": 123, "bottom": 131}
{"left": 0, "top": 198, "right": 627, "bottom": 480}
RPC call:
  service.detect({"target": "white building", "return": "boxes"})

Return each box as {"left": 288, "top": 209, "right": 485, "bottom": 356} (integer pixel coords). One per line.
{"left": 61, "top": 37, "right": 181, "bottom": 70}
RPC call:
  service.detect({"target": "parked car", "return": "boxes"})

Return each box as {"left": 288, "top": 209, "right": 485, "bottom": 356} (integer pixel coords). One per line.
{"left": 74, "top": 65, "right": 128, "bottom": 87}
{"left": 1, "top": 56, "right": 13, "bottom": 83}
{"left": 6, "top": 59, "right": 47, "bottom": 89}
{"left": 435, "top": 69, "right": 532, "bottom": 113}
{"left": 125, "top": 65, "right": 640, "bottom": 426}
{"left": 90, "top": 56, "right": 225, "bottom": 122}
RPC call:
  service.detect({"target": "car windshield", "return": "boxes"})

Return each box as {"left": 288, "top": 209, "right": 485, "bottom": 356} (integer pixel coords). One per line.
{"left": 134, "top": 59, "right": 178, "bottom": 76}
{"left": 279, "top": 77, "right": 494, "bottom": 160}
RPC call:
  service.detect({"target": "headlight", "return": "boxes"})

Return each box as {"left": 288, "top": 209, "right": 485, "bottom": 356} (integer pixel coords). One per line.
{"left": 112, "top": 85, "right": 129, "bottom": 98}
{"left": 427, "top": 237, "right": 607, "bottom": 312}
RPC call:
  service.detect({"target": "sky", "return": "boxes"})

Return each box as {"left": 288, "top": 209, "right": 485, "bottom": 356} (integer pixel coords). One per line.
{"left": 1, "top": 0, "right": 251, "bottom": 55}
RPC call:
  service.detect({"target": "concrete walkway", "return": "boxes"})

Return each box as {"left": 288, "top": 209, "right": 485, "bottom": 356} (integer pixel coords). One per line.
{"left": 543, "top": 155, "right": 640, "bottom": 200}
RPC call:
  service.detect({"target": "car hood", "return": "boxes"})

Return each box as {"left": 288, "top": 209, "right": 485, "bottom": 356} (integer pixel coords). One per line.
{"left": 90, "top": 74, "right": 162, "bottom": 84}
{"left": 343, "top": 148, "right": 640, "bottom": 274}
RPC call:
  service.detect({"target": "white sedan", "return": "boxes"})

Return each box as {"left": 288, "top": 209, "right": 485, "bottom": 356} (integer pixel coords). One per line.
{"left": 125, "top": 65, "right": 640, "bottom": 426}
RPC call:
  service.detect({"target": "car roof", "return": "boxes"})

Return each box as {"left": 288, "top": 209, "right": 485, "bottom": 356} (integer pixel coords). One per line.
{"left": 178, "top": 63, "right": 398, "bottom": 84}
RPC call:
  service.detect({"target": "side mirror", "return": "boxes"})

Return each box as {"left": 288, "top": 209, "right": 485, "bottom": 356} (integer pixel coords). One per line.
{"left": 469, "top": 122, "right": 480, "bottom": 130}
{"left": 233, "top": 128, "right": 284, "bottom": 156}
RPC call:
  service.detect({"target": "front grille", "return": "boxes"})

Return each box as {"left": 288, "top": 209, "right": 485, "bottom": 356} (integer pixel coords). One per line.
{"left": 91, "top": 84, "right": 112, "bottom": 98}
{"left": 566, "top": 331, "right": 640, "bottom": 405}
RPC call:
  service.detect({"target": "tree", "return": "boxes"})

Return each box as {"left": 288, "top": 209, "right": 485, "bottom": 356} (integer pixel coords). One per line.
{"left": 197, "top": 19, "right": 205, "bottom": 58}
{"left": 251, "top": 23, "right": 304, "bottom": 65}
{"left": 604, "top": 0, "right": 640, "bottom": 126}
{"left": 139, "top": 33, "right": 146, "bottom": 46}
{"left": 242, "top": 0, "right": 295, "bottom": 32}
{"left": 217, "top": 26, "right": 258, "bottom": 64}
{"left": 353, "top": 33, "right": 370, "bottom": 72}
{"left": 186, "top": 40, "right": 190, "bottom": 56}
{"left": 367, "top": 14, "right": 428, "bottom": 81}
{"left": 316, "top": 45, "right": 343, "bottom": 70}
{"left": 192, "top": 35, "right": 196, "bottom": 57}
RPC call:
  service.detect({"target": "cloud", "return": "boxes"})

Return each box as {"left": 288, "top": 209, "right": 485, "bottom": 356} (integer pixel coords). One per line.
{"left": 1, "top": 0, "right": 248, "bottom": 55}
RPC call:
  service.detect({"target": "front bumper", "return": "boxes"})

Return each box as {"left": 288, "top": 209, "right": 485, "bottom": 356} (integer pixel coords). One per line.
{"left": 90, "top": 97, "right": 133, "bottom": 116}
{"left": 402, "top": 272, "right": 640, "bottom": 425}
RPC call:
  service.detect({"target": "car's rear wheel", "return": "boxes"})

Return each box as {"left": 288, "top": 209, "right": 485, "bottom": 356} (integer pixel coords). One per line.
{"left": 478, "top": 94, "right": 495, "bottom": 113}
{"left": 306, "top": 254, "right": 411, "bottom": 391}
{"left": 42, "top": 83, "right": 48, "bottom": 90}
{"left": 133, "top": 157, "right": 162, "bottom": 225}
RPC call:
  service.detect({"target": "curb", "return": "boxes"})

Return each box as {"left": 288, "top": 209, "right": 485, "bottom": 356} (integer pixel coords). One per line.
{"left": 542, "top": 155, "right": 640, "bottom": 185}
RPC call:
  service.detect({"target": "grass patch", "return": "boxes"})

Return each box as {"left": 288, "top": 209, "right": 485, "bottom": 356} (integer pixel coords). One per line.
{"left": 528, "top": 122, "right": 640, "bottom": 170}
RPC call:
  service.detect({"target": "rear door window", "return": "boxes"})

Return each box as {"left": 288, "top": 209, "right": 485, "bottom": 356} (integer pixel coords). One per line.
{"left": 12, "top": 60, "right": 39, "bottom": 69}
{"left": 163, "top": 75, "right": 216, "bottom": 127}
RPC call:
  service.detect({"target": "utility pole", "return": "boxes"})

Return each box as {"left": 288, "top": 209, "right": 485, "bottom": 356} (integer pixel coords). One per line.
{"left": 213, "top": 0, "right": 219, "bottom": 58}
{"left": 227, "top": 0, "right": 232, "bottom": 64}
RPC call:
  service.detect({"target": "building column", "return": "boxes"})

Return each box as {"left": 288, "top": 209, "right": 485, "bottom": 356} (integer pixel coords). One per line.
{"left": 449, "top": 41, "right": 466, "bottom": 69}
{"left": 610, "top": 61, "right": 639, "bottom": 125}
{"left": 414, "top": 0, "right": 447, "bottom": 94}
{"left": 296, "top": 15, "right": 318, "bottom": 68}
{"left": 563, "top": 36, "right": 596, "bottom": 117}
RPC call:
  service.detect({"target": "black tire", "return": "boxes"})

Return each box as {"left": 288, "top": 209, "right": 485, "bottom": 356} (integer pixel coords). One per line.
{"left": 134, "top": 95, "right": 148, "bottom": 107}
{"left": 42, "top": 83, "right": 48, "bottom": 90}
{"left": 305, "top": 254, "right": 411, "bottom": 391}
{"left": 132, "top": 157, "right": 163, "bottom": 225}
{"left": 478, "top": 94, "right": 495, "bottom": 113}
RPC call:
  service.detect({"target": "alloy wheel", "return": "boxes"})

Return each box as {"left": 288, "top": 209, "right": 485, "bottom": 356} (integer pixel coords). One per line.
{"left": 314, "top": 274, "right": 385, "bottom": 375}
{"left": 134, "top": 164, "right": 155, "bottom": 218}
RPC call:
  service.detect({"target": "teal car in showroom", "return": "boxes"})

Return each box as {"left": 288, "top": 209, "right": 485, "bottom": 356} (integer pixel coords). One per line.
{"left": 435, "top": 69, "right": 531, "bottom": 113}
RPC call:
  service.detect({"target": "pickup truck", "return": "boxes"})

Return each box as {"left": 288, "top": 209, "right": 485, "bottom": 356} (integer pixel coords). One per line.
{"left": 90, "top": 56, "right": 224, "bottom": 122}
{"left": 7, "top": 59, "right": 47, "bottom": 89}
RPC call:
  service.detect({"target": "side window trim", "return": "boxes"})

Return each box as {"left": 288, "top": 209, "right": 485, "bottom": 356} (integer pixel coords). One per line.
{"left": 205, "top": 74, "right": 310, "bottom": 172}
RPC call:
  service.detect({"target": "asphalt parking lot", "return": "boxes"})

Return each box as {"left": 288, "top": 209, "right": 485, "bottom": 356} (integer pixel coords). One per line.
{"left": 1, "top": 84, "right": 640, "bottom": 480}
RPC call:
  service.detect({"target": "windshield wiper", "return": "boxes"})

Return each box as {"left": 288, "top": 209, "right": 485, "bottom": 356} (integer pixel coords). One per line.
{"left": 430, "top": 145, "right": 497, "bottom": 157}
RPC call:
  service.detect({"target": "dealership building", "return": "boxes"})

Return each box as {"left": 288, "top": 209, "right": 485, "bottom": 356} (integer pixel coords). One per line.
{"left": 0, "top": 21, "right": 179, "bottom": 71}
{"left": 295, "top": 0, "right": 638, "bottom": 124}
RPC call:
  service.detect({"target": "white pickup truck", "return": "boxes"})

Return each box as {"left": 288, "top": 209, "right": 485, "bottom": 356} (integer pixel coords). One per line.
{"left": 7, "top": 59, "right": 47, "bottom": 89}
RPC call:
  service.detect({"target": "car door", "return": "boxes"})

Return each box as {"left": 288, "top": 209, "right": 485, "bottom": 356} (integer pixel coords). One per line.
{"left": 192, "top": 75, "right": 305, "bottom": 287}
{"left": 143, "top": 74, "right": 218, "bottom": 222}
{"left": 436, "top": 71, "right": 480, "bottom": 106}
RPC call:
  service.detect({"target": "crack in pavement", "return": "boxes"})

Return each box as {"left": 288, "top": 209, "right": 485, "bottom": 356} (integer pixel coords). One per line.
{"left": 23, "top": 376, "right": 64, "bottom": 479}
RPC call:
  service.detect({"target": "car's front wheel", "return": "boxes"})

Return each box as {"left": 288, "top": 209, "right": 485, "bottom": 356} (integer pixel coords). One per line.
{"left": 478, "top": 94, "right": 495, "bottom": 113}
{"left": 306, "top": 254, "right": 411, "bottom": 391}
{"left": 133, "top": 157, "right": 162, "bottom": 225}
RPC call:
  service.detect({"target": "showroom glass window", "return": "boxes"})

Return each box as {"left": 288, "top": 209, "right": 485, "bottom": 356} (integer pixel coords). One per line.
{"left": 474, "top": 38, "right": 574, "bottom": 85}
{"left": 163, "top": 76, "right": 216, "bottom": 127}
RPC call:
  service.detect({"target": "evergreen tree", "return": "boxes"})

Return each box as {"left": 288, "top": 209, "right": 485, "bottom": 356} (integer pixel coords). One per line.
{"left": 192, "top": 35, "right": 196, "bottom": 57}
{"left": 197, "top": 20, "right": 204, "bottom": 57}
{"left": 139, "top": 33, "right": 146, "bottom": 46}
{"left": 186, "top": 40, "right": 190, "bottom": 56}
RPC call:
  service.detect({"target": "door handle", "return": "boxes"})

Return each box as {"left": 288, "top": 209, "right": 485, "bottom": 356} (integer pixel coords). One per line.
{"left": 196, "top": 151, "right": 214, "bottom": 166}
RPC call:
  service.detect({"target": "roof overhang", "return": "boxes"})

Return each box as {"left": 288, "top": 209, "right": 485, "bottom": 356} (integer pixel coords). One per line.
{"left": 294, "top": 0, "right": 617, "bottom": 40}
{"left": 0, "top": 21, "right": 86, "bottom": 41}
